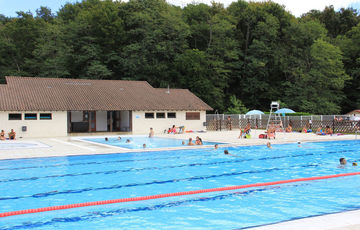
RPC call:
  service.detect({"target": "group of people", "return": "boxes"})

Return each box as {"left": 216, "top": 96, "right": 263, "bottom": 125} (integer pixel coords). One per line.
{"left": 315, "top": 126, "right": 333, "bottom": 135}
{"left": 0, "top": 129, "right": 16, "bottom": 140}
{"left": 339, "top": 158, "right": 357, "bottom": 168}
{"left": 185, "top": 136, "right": 203, "bottom": 145}
{"left": 165, "top": 125, "right": 185, "bottom": 134}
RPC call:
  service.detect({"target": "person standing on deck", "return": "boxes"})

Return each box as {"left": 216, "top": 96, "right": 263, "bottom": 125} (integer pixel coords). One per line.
{"left": 149, "top": 128, "right": 154, "bottom": 138}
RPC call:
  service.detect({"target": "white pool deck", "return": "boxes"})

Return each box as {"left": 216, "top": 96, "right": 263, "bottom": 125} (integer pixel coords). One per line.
{"left": 1, "top": 130, "right": 359, "bottom": 230}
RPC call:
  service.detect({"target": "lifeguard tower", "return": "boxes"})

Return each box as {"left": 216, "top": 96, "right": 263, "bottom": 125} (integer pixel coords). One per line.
{"left": 266, "top": 101, "right": 283, "bottom": 131}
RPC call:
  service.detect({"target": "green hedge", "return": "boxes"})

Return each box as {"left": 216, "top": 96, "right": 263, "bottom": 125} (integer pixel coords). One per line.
{"left": 263, "top": 112, "right": 313, "bottom": 116}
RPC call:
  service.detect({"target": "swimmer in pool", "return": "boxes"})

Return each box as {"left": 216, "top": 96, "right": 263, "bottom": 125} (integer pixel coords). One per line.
{"left": 224, "top": 149, "right": 237, "bottom": 156}
{"left": 338, "top": 158, "right": 347, "bottom": 168}
{"left": 126, "top": 139, "right": 131, "bottom": 143}
{"left": 266, "top": 142, "right": 272, "bottom": 149}
{"left": 188, "top": 138, "right": 195, "bottom": 146}
{"left": 105, "top": 137, "right": 109, "bottom": 141}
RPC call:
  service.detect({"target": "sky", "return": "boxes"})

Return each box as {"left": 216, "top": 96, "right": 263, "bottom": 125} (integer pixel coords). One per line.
{"left": 0, "top": 0, "right": 360, "bottom": 17}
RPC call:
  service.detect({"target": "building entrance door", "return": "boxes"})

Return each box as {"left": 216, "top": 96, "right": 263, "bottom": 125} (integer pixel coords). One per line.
{"left": 89, "top": 111, "right": 96, "bottom": 132}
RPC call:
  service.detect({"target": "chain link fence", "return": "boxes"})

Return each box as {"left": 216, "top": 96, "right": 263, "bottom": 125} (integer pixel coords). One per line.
{"left": 206, "top": 114, "right": 360, "bottom": 134}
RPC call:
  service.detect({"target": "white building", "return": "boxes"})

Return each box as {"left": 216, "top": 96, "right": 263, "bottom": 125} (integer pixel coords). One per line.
{"left": 0, "top": 76, "right": 212, "bottom": 138}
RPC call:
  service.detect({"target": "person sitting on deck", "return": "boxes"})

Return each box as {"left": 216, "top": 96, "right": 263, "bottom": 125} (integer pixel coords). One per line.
{"left": 167, "top": 125, "right": 177, "bottom": 134}
{"left": 285, "top": 124, "right": 292, "bottom": 133}
{"left": 239, "top": 122, "right": 251, "bottom": 138}
{"left": 187, "top": 138, "right": 195, "bottom": 146}
{"left": 316, "top": 126, "right": 326, "bottom": 135}
{"left": 267, "top": 127, "right": 275, "bottom": 139}
{"left": 302, "top": 126, "right": 308, "bottom": 133}
{"left": 0, "top": 130, "right": 5, "bottom": 140}
{"left": 8, "top": 129, "right": 16, "bottom": 140}
{"left": 275, "top": 121, "right": 284, "bottom": 132}
{"left": 325, "top": 126, "right": 333, "bottom": 135}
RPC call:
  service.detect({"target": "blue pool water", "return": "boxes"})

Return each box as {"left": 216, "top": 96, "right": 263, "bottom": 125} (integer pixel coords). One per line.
{"left": 1, "top": 140, "right": 360, "bottom": 229}
{"left": 83, "top": 136, "right": 221, "bottom": 149}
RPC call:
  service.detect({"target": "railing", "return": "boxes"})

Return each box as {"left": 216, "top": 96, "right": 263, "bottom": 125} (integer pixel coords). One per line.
{"left": 206, "top": 114, "right": 360, "bottom": 134}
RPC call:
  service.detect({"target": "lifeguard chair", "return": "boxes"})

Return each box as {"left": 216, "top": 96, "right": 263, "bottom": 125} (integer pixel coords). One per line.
{"left": 266, "top": 101, "right": 283, "bottom": 132}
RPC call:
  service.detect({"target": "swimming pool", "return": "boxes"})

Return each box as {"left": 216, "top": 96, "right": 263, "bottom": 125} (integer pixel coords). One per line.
{"left": 82, "top": 136, "right": 221, "bottom": 149}
{"left": 0, "top": 140, "right": 360, "bottom": 229}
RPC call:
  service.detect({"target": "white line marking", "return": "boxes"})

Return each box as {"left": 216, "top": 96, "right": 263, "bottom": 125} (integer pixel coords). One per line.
{"left": 50, "top": 139, "right": 96, "bottom": 151}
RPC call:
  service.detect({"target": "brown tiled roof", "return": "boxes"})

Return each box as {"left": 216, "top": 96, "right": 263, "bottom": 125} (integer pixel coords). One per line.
{"left": 0, "top": 76, "right": 212, "bottom": 111}
{"left": 346, "top": 110, "right": 360, "bottom": 115}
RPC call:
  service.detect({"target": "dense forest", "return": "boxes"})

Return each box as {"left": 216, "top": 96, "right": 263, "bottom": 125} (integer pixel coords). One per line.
{"left": 0, "top": 0, "right": 359, "bottom": 114}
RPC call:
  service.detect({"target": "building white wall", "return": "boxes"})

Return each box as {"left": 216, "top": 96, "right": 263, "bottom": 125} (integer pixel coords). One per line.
{"left": 96, "top": 111, "right": 107, "bottom": 131}
{"left": 132, "top": 111, "right": 207, "bottom": 134}
{"left": 0, "top": 111, "right": 67, "bottom": 138}
{"left": 0, "top": 110, "right": 208, "bottom": 137}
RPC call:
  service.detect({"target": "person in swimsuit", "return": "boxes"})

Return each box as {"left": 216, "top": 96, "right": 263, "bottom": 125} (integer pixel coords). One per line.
{"left": 0, "top": 130, "right": 5, "bottom": 140}
{"left": 8, "top": 129, "right": 16, "bottom": 140}
{"left": 188, "top": 138, "right": 195, "bottom": 146}
{"left": 195, "top": 136, "right": 203, "bottom": 145}
{"left": 149, "top": 128, "right": 154, "bottom": 138}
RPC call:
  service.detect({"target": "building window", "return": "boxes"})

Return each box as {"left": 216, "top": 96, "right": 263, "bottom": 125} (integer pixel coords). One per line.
{"left": 167, "top": 112, "right": 176, "bottom": 118}
{"left": 156, "top": 112, "right": 165, "bottom": 118}
{"left": 40, "top": 113, "right": 52, "bottom": 120}
{"left": 145, "top": 112, "right": 154, "bottom": 119}
{"left": 186, "top": 112, "right": 200, "bottom": 120}
{"left": 9, "top": 113, "right": 22, "bottom": 120}
{"left": 25, "top": 113, "right": 37, "bottom": 120}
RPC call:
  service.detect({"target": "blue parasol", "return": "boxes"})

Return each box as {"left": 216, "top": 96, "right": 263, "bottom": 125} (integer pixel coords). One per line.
{"left": 246, "top": 110, "right": 265, "bottom": 115}
{"left": 275, "top": 108, "right": 295, "bottom": 114}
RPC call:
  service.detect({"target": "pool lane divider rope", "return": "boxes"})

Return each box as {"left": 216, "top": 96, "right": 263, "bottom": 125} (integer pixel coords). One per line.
{"left": 1, "top": 171, "right": 359, "bottom": 218}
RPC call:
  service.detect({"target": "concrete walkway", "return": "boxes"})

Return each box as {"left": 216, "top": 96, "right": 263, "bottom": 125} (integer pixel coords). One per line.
{"left": 0, "top": 130, "right": 357, "bottom": 160}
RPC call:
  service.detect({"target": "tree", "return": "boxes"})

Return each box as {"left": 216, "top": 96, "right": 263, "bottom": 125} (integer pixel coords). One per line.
{"left": 225, "top": 95, "right": 248, "bottom": 114}
{"left": 118, "top": 0, "right": 189, "bottom": 86}
{"left": 174, "top": 49, "right": 227, "bottom": 111}
{"left": 337, "top": 23, "right": 360, "bottom": 111}
{"left": 284, "top": 39, "right": 350, "bottom": 114}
